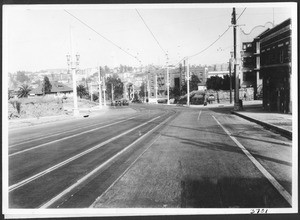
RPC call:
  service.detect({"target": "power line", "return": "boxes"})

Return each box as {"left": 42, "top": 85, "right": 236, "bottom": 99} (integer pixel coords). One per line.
{"left": 237, "top": 8, "right": 247, "bottom": 21}
{"left": 189, "top": 26, "right": 231, "bottom": 59}
{"left": 174, "top": 7, "right": 246, "bottom": 65}
{"left": 64, "top": 9, "right": 140, "bottom": 63}
{"left": 135, "top": 9, "right": 167, "bottom": 55}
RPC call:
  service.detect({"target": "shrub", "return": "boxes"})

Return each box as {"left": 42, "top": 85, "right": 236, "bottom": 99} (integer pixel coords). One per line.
{"left": 16, "top": 101, "right": 21, "bottom": 114}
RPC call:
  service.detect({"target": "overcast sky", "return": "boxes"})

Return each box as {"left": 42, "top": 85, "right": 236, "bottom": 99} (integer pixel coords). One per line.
{"left": 3, "top": 3, "right": 295, "bottom": 73}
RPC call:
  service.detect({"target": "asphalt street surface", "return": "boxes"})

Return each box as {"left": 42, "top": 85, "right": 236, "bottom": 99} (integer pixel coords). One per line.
{"left": 8, "top": 104, "right": 292, "bottom": 208}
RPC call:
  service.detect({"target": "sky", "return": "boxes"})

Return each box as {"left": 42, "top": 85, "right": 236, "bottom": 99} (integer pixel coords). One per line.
{"left": 3, "top": 3, "right": 295, "bottom": 73}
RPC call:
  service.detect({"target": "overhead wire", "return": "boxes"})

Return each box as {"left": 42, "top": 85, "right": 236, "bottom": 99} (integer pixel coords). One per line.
{"left": 64, "top": 9, "right": 141, "bottom": 63}
{"left": 135, "top": 9, "right": 167, "bottom": 55}
{"left": 173, "top": 7, "right": 247, "bottom": 66}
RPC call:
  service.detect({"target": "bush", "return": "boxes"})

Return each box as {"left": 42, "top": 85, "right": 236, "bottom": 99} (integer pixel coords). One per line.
{"left": 9, "top": 99, "right": 22, "bottom": 114}
{"left": 16, "top": 101, "right": 21, "bottom": 114}
{"left": 92, "top": 94, "right": 99, "bottom": 102}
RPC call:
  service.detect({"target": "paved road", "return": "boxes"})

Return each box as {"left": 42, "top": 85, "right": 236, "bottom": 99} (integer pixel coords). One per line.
{"left": 7, "top": 104, "right": 292, "bottom": 208}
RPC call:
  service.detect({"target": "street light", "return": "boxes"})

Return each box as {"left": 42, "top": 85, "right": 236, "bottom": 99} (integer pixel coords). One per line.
{"left": 166, "top": 52, "right": 170, "bottom": 105}
{"left": 66, "top": 53, "right": 80, "bottom": 116}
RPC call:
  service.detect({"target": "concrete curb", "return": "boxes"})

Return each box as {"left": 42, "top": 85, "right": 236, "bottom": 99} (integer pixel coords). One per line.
{"left": 231, "top": 111, "right": 292, "bottom": 140}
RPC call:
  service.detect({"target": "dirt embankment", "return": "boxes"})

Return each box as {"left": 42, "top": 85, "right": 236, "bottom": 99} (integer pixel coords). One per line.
{"left": 8, "top": 96, "right": 98, "bottom": 120}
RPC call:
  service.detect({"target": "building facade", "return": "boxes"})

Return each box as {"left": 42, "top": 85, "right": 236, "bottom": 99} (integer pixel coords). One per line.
{"left": 260, "top": 18, "right": 291, "bottom": 113}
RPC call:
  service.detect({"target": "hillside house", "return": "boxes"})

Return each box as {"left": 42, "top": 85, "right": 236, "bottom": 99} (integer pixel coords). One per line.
{"left": 29, "top": 81, "right": 73, "bottom": 97}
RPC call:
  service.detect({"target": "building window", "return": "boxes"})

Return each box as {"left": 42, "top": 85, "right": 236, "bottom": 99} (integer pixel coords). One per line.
{"left": 279, "top": 49, "right": 284, "bottom": 63}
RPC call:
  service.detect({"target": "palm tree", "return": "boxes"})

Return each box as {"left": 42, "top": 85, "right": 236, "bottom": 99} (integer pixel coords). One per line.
{"left": 18, "top": 84, "right": 31, "bottom": 98}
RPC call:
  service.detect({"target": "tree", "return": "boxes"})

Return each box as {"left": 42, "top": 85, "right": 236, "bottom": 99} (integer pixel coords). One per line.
{"left": 206, "top": 75, "right": 236, "bottom": 91}
{"left": 77, "top": 85, "right": 89, "bottom": 99}
{"left": 16, "top": 71, "right": 29, "bottom": 83}
{"left": 9, "top": 73, "right": 18, "bottom": 89}
{"left": 106, "top": 74, "right": 124, "bottom": 100}
{"left": 17, "top": 84, "right": 31, "bottom": 98}
{"left": 42, "top": 76, "right": 52, "bottom": 95}
{"left": 190, "top": 74, "right": 201, "bottom": 91}
{"left": 181, "top": 74, "right": 201, "bottom": 94}
{"left": 139, "top": 82, "right": 146, "bottom": 100}
{"left": 170, "top": 86, "right": 181, "bottom": 99}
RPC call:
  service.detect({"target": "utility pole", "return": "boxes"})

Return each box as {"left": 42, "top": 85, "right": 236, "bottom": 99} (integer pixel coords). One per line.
{"left": 229, "top": 52, "right": 234, "bottom": 104}
{"left": 103, "top": 74, "right": 106, "bottom": 106}
{"left": 90, "top": 83, "right": 93, "bottom": 102}
{"left": 111, "top": 83, "right": 114, "bottom": 102}
{"left": 228, "top": 60, "right": 232, "bottom": 104}
{"left": 232, "top": 7, "right": 242, "bottom": 110}
{"left": 98, "top": 66, "right": 102, "bottom": 108}
{"left": 155, "top": 73, "right": 158, "bottom": 103}
{"left": 147, "top": 72, "right": 150, "bottom": 103}
{"left": 166, "top": 53, "right": 170, "bottom": 105}
{"left": 186, "top": 57, "right": 190, "bottom": 106}
{"left": 66, "top": 26, "right": 79, "bottom": 116}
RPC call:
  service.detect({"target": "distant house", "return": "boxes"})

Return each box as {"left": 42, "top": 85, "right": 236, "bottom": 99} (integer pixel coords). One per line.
{"left": 197, "top": 82, "right": 207, "bottom": 91}
{"left": 207, "top": 70, "right": 229, "bottom": 78}
{"left": 29, "top": 81, "right": 73, "bottom": 97}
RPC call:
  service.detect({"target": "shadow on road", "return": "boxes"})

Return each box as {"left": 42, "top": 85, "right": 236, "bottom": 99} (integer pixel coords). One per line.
{"left": 180, "top": 176, "right": 291, "bottom": 208}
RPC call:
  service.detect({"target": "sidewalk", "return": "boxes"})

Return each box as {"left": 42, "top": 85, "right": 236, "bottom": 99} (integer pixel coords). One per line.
{"left": 231, "top": 101, "right": 292, "bottom": 139}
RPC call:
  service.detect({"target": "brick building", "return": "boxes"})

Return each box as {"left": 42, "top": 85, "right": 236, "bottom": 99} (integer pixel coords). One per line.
{"left": 260, "top": 18, "right": 292, "bottom": 113}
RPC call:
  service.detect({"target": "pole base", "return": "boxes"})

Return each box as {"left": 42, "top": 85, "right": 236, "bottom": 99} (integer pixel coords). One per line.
{"left": 73, "top": 108, "right": 80, "bottom": 117}
{"left": 234, "top": 102, "right": 243, "bottom": 111}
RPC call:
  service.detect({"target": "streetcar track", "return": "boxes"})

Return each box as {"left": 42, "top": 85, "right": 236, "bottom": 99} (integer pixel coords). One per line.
{"left": 9, "top": 115, "right": 148, "bottom": 157}
{"left": 9, "top": 115, "right": 162, "bottom": 192}
{"left": 9, "top": 114, "right": 139, "bottom": 148}
{"left": 41, "top": 111, "right": 176, "bottom": 208}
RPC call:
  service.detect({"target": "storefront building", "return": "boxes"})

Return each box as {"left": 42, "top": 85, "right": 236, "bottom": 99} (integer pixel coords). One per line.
{"left": 260, "top": 18, "right": 291, "bottom": 113}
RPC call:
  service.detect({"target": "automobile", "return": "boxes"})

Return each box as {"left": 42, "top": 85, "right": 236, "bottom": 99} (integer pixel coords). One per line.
{"left": 111, "top": 100, "right": 122, "bottom": 106}
{"left": 157, "top": 98, "right": 168, "bottom": 104}
{"left": 122, "top": 99, "right": 129, "bottom": 106}
{"left": 132, "top": 99, "right": 142, "bottom": 103}
{"left": 207, "top": 94, "right": 215, "bottom": 102}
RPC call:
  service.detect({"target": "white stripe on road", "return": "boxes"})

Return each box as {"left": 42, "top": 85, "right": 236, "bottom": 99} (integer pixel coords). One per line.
{"left": 9, "top": 116, "right": 160, "bottom": 192}
{"left": 9, "top": 116, "right": 138, "bottom": 157}
{"left": 9, "top": 116, "right": 132, "bottom": 148}
{"left": 212, "top": 115, "right": 292, "bottom": 206}
{"left": 40, "top": 114, "right": 174, "bottom": 208}
{"left": 197, "top": 110, "right": 202, "bottom": 121}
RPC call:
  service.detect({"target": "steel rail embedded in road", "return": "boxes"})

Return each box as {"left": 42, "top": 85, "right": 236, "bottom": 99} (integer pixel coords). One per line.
{"left": 89, "top": 111, "right": 177, "bottom": 208}
{"left": 9, "top": 115, "right": 137, "bottom": 148}
{"left": 9, "top": 115, "right": 141, "bottom": 157}
{"left": 41, "top": 112, "right": 176, "bottom": 208}
{"left": 9, "top": 115, "right": 161, "bottom": 192}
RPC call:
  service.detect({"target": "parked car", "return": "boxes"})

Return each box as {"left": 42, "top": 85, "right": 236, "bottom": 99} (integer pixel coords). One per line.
{"left": 132, "top": 99, "right": 142, "bottom": 103}
{"left": 111, "top": 100, "right": 122, "bottom": 106}
{"left": 157, "top": 98, "right": 168, "bottom": 104}
{"left": 207, "top": 94, "right": 215, "bottom": 102}
{"left": 122, "top": 99, "right": 129, "bottom": 106}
